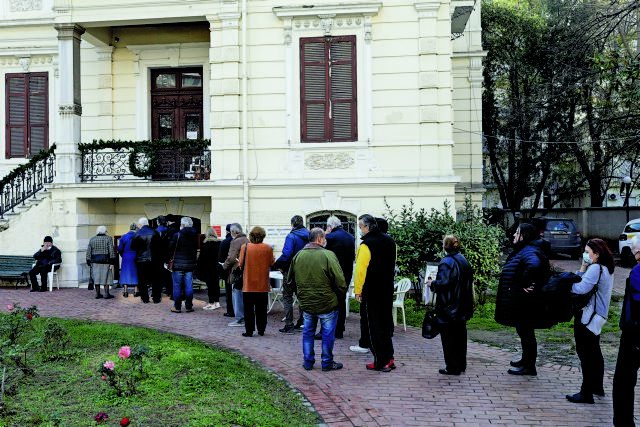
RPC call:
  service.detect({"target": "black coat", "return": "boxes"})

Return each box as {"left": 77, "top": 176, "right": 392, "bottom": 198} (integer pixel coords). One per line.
{"left": 325, "top": 226, "right": 355, "bottom": 285}
{"left": 131, "top": 226, "right": 160, "bottom": 264}
{"left": 495, "top": 239, "right": 550, "bottom": 328}
{"left": 218, "top": 234, "right": 233, "bottom": 274}
{"left": 167, "top": 227, "right": 198, "bottom": 271}
{"left": 431, "top": 252, "right": 474, "bottom": 323}
{"left": 197, "top": 240, "right": 221, "bottom": 282}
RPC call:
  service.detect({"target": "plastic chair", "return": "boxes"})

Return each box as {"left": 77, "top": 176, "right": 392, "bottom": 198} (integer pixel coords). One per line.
{"left": 392, "top": 278, "right": 412, "bottom": 331}
{"left": 47, "top": 263, "right": 61, "bottom": 291}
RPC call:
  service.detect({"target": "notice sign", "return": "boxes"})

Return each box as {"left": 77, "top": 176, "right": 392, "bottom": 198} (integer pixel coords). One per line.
{"left": 213, "top": 225, "right": 222, "bottom": 238}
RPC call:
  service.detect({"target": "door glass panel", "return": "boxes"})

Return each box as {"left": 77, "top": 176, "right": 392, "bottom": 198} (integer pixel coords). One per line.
{"left": 182, "top": 73, "right": 202, "bottom": 87}
{"left": 185, "top": 114, "right": 199, "bottom": 139}
{"left": 155, "top": 74, "right": 176, "bottom": 88}
{"left": 159, "top": 114, "right": 173, "bottom": 140}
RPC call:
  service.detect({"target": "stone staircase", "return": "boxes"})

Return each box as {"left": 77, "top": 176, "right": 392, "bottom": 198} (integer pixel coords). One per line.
{"left": 0, "top": 191, "right": 51, "bottom": 233}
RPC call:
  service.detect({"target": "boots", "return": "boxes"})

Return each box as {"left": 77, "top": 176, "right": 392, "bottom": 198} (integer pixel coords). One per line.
{"left": 104, "top": 285, "right": 114, "bottom": 299}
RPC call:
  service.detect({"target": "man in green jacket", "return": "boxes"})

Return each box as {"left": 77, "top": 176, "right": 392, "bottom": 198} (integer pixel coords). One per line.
{"left": 286, "top": 227, "right": 347, "bottom": 371}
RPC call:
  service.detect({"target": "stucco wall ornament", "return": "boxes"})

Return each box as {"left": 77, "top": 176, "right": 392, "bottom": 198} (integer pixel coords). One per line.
{"left": 59, "top": 104, "right": 82, "bottom": 116}
{"left": 305, "top": 153, "right": 354, "bottom": 170}
{"left": 18, "top": 57, "right": 31, "bottom": 72}
{"left": 10, "top": 0, "right": 42, "bottom": 12}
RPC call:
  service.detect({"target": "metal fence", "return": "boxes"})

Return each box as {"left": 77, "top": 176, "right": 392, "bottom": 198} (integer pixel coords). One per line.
{"left": 0, "top": 152, "right": 55, "bottom": 219}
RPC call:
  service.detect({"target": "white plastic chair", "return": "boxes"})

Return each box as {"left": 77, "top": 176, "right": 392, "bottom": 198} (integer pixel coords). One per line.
{"left": 345, "top": 278, "right": 355, "bottom": 318}
{"left": 48, "top": 263, "right": 61, "bottom": 291}
{"left": 392, "top": 278, "right": 412, "bottom": 331}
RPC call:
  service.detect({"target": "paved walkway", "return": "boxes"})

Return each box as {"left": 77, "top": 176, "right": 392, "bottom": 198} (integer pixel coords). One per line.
{"left": 1, "top": 288, "right": 634, "bottom": 426}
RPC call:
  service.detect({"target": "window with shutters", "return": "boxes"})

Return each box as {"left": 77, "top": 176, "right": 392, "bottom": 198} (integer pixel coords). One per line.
{"left": 5, "top": 73, "right": 48, "bottom": 159}
{"left": 300, "top": 36, "right": 357, "bottom": 143}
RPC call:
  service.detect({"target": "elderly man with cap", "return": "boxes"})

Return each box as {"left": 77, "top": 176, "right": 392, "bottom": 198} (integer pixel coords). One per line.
{"left": 29, "top": 235, "right": 62, "bottom": 292}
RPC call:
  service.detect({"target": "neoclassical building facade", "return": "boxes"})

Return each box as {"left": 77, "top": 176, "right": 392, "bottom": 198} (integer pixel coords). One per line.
{"left": 0, "top": 0, "right": 483, "bottom": 286}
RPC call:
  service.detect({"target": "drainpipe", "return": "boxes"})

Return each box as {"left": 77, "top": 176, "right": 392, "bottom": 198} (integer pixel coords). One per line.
{"left": 241, "top": 0, "right": 249, "bottom": 230}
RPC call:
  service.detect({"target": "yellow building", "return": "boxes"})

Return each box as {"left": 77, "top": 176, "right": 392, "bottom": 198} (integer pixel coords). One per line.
{"left": 0, "top": 0, "right": 484, "bottom": 286}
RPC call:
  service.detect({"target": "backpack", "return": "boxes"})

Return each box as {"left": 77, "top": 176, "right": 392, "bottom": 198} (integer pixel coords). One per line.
{"left": 540, "top": 271, "right": 582, "bottom": 325}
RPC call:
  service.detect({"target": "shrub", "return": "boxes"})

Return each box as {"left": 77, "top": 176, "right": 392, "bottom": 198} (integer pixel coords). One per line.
{"left": 385, "top": 196, "right": 506, "bottom": 305}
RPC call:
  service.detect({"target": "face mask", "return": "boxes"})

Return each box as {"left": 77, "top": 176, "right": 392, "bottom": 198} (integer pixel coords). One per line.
{"left": 582, "top": 252, "right": 593, "bottom": 264}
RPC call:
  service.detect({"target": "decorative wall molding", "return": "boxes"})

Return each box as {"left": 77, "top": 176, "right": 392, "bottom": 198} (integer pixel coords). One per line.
{"left": 414, "top": 2, "right": 440, "bottom": 18}
{"left": 10, "top": 0, "right": 42, "bottom": 12}
{"left": 59, "top": 104, "right": 82, "bottom": 116}
{"left": 0, "top": 55, "right": 54, "bottom": 67}
{"left": 274, "top": 3, "right": 382, "bottom": 19}
{"left": 304, "top": 153, "right": 355, "bottom": 170}
{"left": 18, "top": 56, "right": 31, "bottom": 72}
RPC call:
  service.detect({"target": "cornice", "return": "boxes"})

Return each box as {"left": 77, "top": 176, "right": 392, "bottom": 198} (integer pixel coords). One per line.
{"left": 273, "top": 2, "right": 382, "bottom": 19}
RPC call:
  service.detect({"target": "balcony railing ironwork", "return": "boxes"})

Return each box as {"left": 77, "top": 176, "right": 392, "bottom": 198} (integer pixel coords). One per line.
{"left": 0, "top": 149, "right": 56, "bottom": 219}
{"left": 80, "top": 147, "right": 211, "bottom": 182}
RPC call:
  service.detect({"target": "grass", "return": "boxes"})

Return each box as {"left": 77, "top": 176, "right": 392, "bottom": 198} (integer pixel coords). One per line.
{"left": 0, "top": 319, "right": 320, "bottom": 427}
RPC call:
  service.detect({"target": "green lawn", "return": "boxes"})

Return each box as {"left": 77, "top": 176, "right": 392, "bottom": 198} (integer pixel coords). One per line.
{"left": 0, "top": 319, "right": 320, "bottom": 427}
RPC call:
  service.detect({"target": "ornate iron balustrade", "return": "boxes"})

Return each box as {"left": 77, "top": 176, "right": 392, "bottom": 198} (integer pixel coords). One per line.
{"left": 0, "top": 149, "right": 56, "bottom": 219}
{"left": 80, "top": 147, "right": 211, "bottom": 182}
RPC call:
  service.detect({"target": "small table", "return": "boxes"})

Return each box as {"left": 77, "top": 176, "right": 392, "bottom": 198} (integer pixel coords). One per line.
{"left": 268, "top": 271, "right": 289, "bottom": 313}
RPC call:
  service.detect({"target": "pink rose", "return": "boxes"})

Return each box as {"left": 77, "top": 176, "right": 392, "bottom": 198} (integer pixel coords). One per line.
{"left": 101, "top": 376, "right": 106, "bottom": 380}
{"left": 103, "top": 361, "right": 115, "bottom": 370}
{"left": 118, "top": 346, "right": 131, "bottom": 359}
{"left": 6, "top": 304, "right": 13, "bottom": 311}
{"left": 94, "top": 412, "right": 109, "bottom": 422}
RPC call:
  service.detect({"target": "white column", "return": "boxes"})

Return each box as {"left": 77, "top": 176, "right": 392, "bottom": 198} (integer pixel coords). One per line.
{"left": 54, "top": 23, "right": 85, "bottom": 184}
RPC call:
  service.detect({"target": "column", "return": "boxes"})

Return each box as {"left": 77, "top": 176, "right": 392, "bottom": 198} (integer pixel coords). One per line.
{"left": 207, "top": 9, "right": 241, "bottom": 181}
{"left": 54, "top": 23, "right": 85, "bottom": 184}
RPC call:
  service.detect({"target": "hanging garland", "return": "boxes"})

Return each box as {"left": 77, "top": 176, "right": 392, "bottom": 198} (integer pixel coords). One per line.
{"left": 128, "top": 145, "right": 158, "bottom": 178}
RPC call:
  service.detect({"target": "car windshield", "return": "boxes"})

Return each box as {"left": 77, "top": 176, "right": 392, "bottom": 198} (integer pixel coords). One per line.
{"left": 624, "top": 223, "right": 640, "bottom": 233}
{"left": 547, "top": 220, "right": 575, "bottom": 232}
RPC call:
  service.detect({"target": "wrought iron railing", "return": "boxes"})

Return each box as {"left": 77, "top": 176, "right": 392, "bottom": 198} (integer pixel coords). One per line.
{"left": 80, "top": 147, "right": 211, "bottom": 182}
{"left": 0, "top": 147, "right": 56, "bottom": 219}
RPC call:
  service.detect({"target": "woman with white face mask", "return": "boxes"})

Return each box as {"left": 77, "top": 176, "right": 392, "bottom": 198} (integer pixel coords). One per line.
{"left": 567, "top": 238, "right": 615, "bottom": 404}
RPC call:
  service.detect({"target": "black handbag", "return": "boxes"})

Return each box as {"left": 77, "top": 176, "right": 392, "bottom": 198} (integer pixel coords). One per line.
{"left": 232, "top": 244, "right": 247, "bottom": 290}
{"left": 571, "top": 265, "right": 602, "bottom": 314}
{"left": 422, "top": 310, "right": 440, "bottom": 339}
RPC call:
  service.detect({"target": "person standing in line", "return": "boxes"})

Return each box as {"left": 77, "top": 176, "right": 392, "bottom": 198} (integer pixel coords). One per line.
{"left": 86, "top": 226, "right": 116, "bottom": 299}
{"left": 223, "top": 223, "right": 249, "bottom": 327}
{"left": 219, "top": 224, "right": 234, "bottom": 317}
{"left": 426, "top": 235, "right": 474, "bottom": 375}
{"left": 158, "top": 217, "right": 178, "bottom": 298}
{"left": 494, "top": 223, "right": 550, "bottom": 376}
{"left": 287, "top": 228, "right": 347, "bottom": 371}
{"left": 118, "top": 222, "right": 138, "bottom": 298}
{"left": 198, "top": 227, "right": 222, "bottom": 310}
{"left": 613, "top": 236, "right": 640, "bottom": 425}
{"left": 323, "top": 216, "right": 354, "bottom": 340}
{"left": 238, "top": 226, "right": 274, "bottom": 337}
{"left": 353, "top": 214, "right": 397, "bottom": 372}
{"left": 276, "top": 215, "right": 309, "bottom": 334}
{"left": 130, "top": 217, "right": 161, "bottom": 304}
{"left": 167, "top": 217, "right": 199, "bottom": 313}
{"left": 566, "top": 238, "right": 614, "bottom": 404}
{"left": 28, "top": 235, "right": 62, "bottom": 292}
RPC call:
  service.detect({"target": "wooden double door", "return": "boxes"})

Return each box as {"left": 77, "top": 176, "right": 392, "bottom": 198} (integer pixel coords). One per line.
{"left": 150, "top": 67, "right": 203, "bottom": 141}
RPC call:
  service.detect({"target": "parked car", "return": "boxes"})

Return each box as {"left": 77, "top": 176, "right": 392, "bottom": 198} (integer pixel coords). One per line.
{"left": 619, "top": 218, "right": 640, "bottom": 267}
{"left": 529, "top": 217, "right": 582, "bottom": 259}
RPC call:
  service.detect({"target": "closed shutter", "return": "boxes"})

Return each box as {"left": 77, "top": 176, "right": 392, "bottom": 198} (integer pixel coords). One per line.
{"left": 300, "top": 36, "right": 357, "bottom": 143}
{"left": 5, "top": 72, "right": 48, "bottom": 159}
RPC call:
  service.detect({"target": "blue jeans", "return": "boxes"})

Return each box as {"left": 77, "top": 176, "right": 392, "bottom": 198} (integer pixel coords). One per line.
{"left": 172, "top": 270, "right": 193, "bottom": 310}
{"left": 232, "top": 288, "right": 244, "bottom": 321}
{"left": 302, "top": 310, "right": 338, "bottom": 369}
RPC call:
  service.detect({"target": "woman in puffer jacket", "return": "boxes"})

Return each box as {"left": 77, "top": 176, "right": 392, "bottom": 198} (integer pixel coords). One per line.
{"left": 495, "top": 223, "right": 550, "bottom": 376}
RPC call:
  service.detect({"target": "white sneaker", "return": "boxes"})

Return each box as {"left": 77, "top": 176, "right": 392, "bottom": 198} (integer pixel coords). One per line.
{"left": 228, "top": 320, "right": 245, "bottom": 327}
{"left": 211, "top": 302, "right": 221, "bottom": 310}
{"left": 203, "top": 304, "right": 214, "bottom": 310}
{"left": 350, "top": 345, "right": 370, "bottom": 353}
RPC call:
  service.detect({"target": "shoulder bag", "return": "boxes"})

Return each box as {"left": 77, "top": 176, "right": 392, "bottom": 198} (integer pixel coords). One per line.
{"left": 422, "top": 280, "right": 440, "bottom": 339}
{"left": 167, "top": 234, "right": 179, "bottom": 272}
{"left": 232, "top": 244, "right": 247, "bottom": 290}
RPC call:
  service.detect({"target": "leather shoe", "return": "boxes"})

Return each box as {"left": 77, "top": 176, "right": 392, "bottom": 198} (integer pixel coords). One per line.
{"left": 593, "top": 389, "right": 605, "bottom": 397}
{"left": 566, "top": 392, "right": 594, "bottom": 404}
{"left": 510, "top": 359, "right": 524, "bottom": 368}
{"left": 95, "top": 294, "right": 103, "bottom": 299}
{"left": 438, "top": 368, "right": 461, "bottom": 376}
{"left": 322, "top": 362, "right": 343, "bottom": 371}
{"left": 507, "top": 366, "right": 537, "bottom": 376}
{"left": 30, "top": 289, "right": 39, "bottom": 292}
{"left": 223, "top": 313, "right": 235, "bottom": 317}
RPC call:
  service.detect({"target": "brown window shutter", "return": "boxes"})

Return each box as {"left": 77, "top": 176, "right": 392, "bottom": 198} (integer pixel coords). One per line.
{"left": 5, "top": 73, "right": 48, "bottom": 159}
{"left": 6, "top": 74, "right": 28, "bottom": 158}
{"left": 301, "top": 38, "right": 328, "bottom": 142}
{"left": 28, "top": 74, "right": 48, "bottom": 155}
{"left": 329, "top": 37, "right": 357, "bottom": 141}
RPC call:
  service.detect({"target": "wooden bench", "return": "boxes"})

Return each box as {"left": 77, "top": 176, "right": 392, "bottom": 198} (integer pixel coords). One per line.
{"left": 0, "top": 255, "right": 34, "bottom": 288}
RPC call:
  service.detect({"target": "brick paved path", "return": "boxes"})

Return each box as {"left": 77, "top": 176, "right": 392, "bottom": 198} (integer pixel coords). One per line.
{"left": 1, "top": 288, "right": 634, "bottom": 426}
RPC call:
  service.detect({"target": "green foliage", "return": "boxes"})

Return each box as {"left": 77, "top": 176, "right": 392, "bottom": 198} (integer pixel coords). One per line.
{"left": 0, "top": 304, "right": 41, "bottom": 378}
{"left": 0, "top": 145, "right": 56, "bottom": 189}
{"left": 385, "top": 196, "right": 506, "bottom": 305}
{"left": 37, "top": 319, "right": 73, "bottom": 362}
